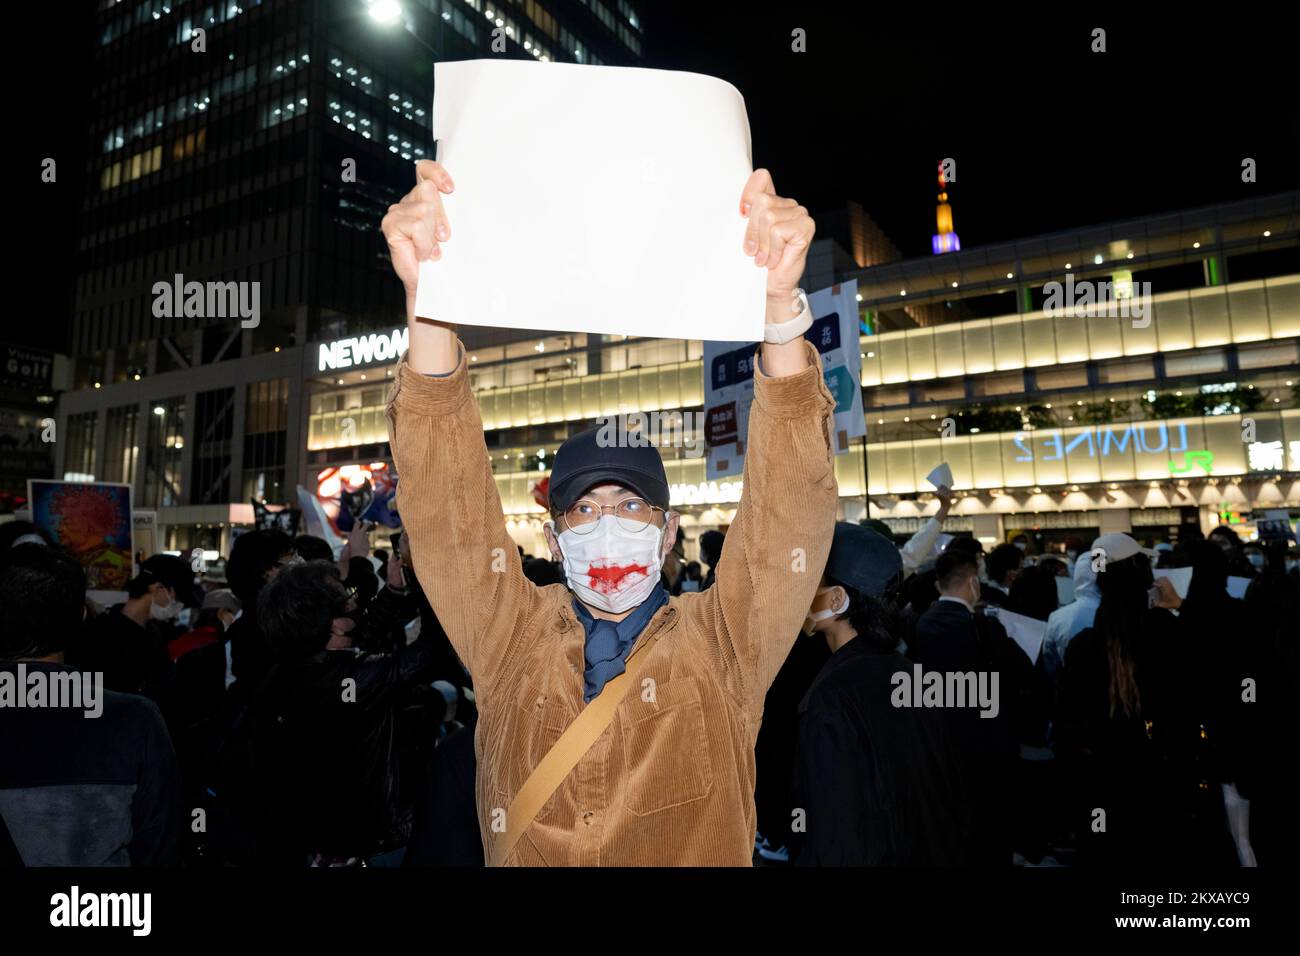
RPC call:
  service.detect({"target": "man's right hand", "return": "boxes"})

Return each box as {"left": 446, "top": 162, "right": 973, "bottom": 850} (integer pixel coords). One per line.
{"left": 934, "top": 484, "right": 954, "bottom": 521}
{"left": 381, "top": 160, "right": 461, "bottom": 374}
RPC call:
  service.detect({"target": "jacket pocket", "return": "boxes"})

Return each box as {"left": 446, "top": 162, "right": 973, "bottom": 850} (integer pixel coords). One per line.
{"left": 496, "top": 678, "right": 570, "bottom": 823}
{"left": 620, "top": 676, "right": 714, "bottom": 816}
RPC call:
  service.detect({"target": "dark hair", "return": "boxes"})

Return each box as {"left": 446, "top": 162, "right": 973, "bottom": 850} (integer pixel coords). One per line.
{"left": 0, "top": 520, "right": 55, "bottom": 551}
{"left": 227, "top": 530, "right": 294, "bottom": 603}
{"left": 1207, "top": 526, "right": 1241, "bottom": 552}
{"left": 258, "top": 560, "right": 350, "bottom": 661}
{"left": 1185, "top": 540, "right": 1229, "bottom": 604}
{"left": 826, "top": 577, "right": 897, "bottom": 652}
{"left": 1037, "top": 556, "right": 1067, "bottom": 577}
{"left": 1093, "top": 554, "right": 1154, "bottom": 719}
{"left": 1009, "top": 564, "right": 1059, "bottom": 622}
{"left": 699, "top": 530, "right": 725, "bottom": 567}
{"left": 0, "top": 543, "right": 86, "bottom": 659}
{"left": 522, "top": 556, "right": 564, "bottom": 587}
{"left": 946, "top": 536, "right": 984, "bottom": 557}
{"left": 292, "top": 534, "right": 334, "bottom": 563}
{"left": 345, "top": 555, "right": 379, "bottom": 608}
{"left": 935, "top": 551, "right": 978, "bottom": 591}
{"left": 986, "top": 544, "right": 1023, "bottom": 585}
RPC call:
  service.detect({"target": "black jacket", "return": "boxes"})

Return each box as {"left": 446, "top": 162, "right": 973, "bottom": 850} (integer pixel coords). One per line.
{"left": 791, "top": 640, "right": 972, "bottom": 866}
{"left": 67, "top": 608, "right": 176, "bottom": 699}
{"left": 909, "top": 598, "right": 1032, "bottom": 864}
{"left": 240, "top": 590, "right": 441, "bottom": 863}
{"left": 0, "top": 662, "right": 181, "bottom": 866}
{"left": 1056, "top": 609, "right": 1236, "bottom": 867}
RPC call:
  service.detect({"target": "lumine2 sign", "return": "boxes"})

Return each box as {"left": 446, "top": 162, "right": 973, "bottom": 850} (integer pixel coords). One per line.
{"left": 1012, "top": 421, "right": 1214, "bottom": 475}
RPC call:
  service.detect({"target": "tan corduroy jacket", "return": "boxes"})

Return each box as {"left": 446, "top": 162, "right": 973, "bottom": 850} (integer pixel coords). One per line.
{"left": 386, "top": 337, "right": 838, "bottom": 865}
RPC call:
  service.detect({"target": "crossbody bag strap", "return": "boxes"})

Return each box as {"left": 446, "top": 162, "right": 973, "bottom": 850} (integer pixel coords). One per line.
{"left": 487, "top": 632, "right": 661, "bottom": 867}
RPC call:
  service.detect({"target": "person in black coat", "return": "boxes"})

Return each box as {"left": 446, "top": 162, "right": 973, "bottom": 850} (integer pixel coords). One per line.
{"left": 790, "top": 524, "right": 971, "bottom": 866}
{"left": 1056, "top": 534, "right": 1235, "bottom": 868}
{"left": 238, "top": 560, "right": 441, "bottom": 865}
{"left": 224, "top": 529, "right": 297, "bottom": 699}
{"left": 910, "top": 549, "right": 1035, "bottom": 865}
{"left": 1, "top": 544, "right": 182, "bottom": 866}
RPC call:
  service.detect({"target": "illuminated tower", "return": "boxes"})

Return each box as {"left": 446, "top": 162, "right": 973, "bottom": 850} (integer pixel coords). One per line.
{"left": 931, "top": 162, "right": 961, "bottom": 254}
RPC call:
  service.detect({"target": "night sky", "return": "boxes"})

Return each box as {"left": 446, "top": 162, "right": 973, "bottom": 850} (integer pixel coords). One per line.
{"left": 17, "top": 2, "right": 1297, "bottom": 353}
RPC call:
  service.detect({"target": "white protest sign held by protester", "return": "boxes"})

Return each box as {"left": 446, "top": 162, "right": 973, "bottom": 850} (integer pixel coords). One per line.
{"left": 996, "top": 609, "right": 1048, "bottom": 665}
{"left": 926, "top": 462, "right": 954, "bottom": 490}
{"left": 703, "top": 281, "right": 865, "bottom": 479}
{"left": 1226, "top": 576, "right": 1252, "bottom": 600}
{"left": 414, "top": 60, "right": 767, "bottom": 341}
{"left": 1155, "top": 566, "right": 1193, "bottom": 600}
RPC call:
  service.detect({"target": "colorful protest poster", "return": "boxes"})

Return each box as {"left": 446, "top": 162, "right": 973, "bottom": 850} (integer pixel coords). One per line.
{"left": 27, "top": 480, "right": 134, "bottom": 591}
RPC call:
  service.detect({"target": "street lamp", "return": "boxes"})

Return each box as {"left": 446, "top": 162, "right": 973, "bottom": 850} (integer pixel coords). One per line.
{"left": 367, "top": 1, "right": 403, "bottom": 25}
{"left": 360, "top": 0, "right": 437, "bottom": 57}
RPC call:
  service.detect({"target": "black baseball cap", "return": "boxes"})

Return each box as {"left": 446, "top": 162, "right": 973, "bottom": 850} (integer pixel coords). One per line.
{"left": 548, "top": 425, "right": 671, "bottom": 514}
{"left": 139, "top": 554, "right": 204, "bottom": 607}
{"left": 825, "top": 522, "right": 902, "bottom": 597}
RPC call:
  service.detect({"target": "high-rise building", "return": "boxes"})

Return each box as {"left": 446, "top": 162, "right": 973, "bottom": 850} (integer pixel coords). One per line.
{"left": 62, "top": 0, "right": 642, "bottom": 549}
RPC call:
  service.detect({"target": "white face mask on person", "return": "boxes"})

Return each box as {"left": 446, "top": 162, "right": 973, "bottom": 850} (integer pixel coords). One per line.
{"left": 802, "top": 587, "right": 849, "bottom": 635}
{"left": 550, "top": 515, "right": 665, "bottom": 614}
{"left": 150, "top": 591, "right": 181, "bottom": 622}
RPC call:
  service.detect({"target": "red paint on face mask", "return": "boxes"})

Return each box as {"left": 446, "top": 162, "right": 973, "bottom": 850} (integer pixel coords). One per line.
{"left": 587, "top": 562, "right": 650, "bottom": 593}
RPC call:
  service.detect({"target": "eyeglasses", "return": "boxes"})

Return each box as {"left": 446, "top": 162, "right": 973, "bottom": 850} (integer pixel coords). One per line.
{"left": 561, "top": 496, "right": 664, "bottom": 536}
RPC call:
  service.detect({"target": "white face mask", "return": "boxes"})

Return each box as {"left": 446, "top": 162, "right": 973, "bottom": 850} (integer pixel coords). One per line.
{"left": 150, "top": 591, "right": 181, "bottom": 622}
{"left": 1247, "top": 552, "right": 1265, "bottom": 569}
{"left": 803, "top": 587, "right": 849, "bottom": 634}
{"left": 552, "top": 515, "right": 665, "bottom": 614}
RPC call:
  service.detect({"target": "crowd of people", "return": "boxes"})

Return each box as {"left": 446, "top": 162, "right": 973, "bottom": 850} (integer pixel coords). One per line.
{"left": 754, "top": 505, "right": 1300, "bottom": 868}
{"left": 1, "top": 507, "right": 1296, "bottom": 868}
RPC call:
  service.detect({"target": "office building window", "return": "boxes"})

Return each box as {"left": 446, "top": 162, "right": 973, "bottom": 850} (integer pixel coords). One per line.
{"left": 103, "top": 405, "right": 140, "bottom": 486}
{"left": 63, "top": 412, "right": 98, "bottom": 482}
{"left": 192, "top": 388, "right": 235, "bottom": 505}
{"left": 242, "top": 379, "right": 289, "bottom": 504}
{"left": 142, "top": 397, "right": 185, "bottom": 507}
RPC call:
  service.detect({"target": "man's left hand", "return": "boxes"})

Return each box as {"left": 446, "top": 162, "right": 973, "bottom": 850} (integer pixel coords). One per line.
{"left": 740, "top": 169, "right": 816, "bottom": 302}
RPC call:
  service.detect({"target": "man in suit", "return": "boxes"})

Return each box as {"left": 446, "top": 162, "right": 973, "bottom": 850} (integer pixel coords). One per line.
{"left": 911, "top": 550, "right": 1032, "bottom": 865}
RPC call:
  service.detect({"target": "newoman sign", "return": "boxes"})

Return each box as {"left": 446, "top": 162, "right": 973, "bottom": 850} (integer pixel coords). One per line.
{"left": 318, "top": 328, "right": 408, "bottom": 372}
{"left": 864, "top": 411, "right": 1300, "bottom": 494}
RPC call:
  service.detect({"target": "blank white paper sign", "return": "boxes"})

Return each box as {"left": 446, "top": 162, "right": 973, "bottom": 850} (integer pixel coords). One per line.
{"left": 1226, "top": 576, "right": 1251, "bottom": 599}
{"left": 926, "top": 462, "right": 953, "bottom": 489}
{"left": 1155, "top": 566, "right": 1193, "bottom": 599}
{"left": 414, "top": 60, "right": 767, "bottom": 341}
{"left": 997, "top": 609, "right": 1048, "bottom": 665}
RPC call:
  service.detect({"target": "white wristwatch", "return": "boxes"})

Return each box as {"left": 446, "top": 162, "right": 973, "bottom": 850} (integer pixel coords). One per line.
{"left": 764, "top": 288, "right": 812, "bottom": 344}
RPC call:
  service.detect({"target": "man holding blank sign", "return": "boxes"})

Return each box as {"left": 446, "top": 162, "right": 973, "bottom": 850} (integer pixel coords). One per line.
{"left": 382, "top": 159, "right": 838, "bottom": 865}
